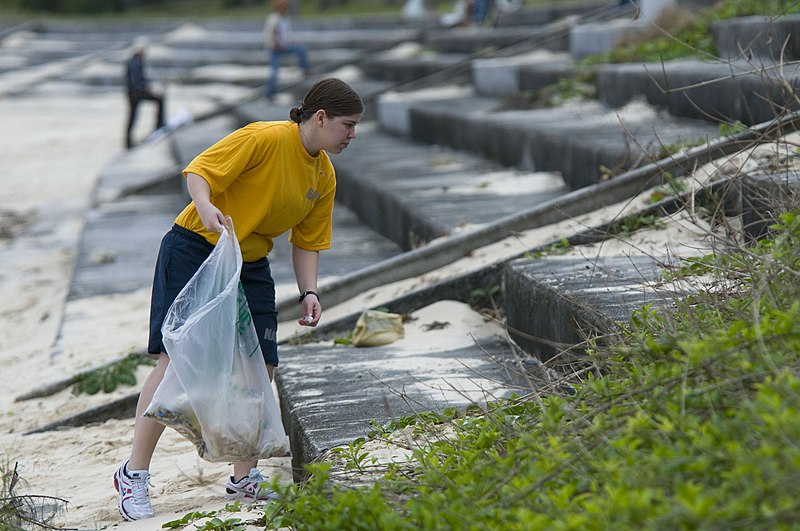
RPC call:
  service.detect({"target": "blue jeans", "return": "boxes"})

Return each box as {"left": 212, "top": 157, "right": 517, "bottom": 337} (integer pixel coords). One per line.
{"left": 472, "top": 0, "right": 492, "bottom": 24}
{"left": 266, "top": 45, "right": 309, "bottom": 97}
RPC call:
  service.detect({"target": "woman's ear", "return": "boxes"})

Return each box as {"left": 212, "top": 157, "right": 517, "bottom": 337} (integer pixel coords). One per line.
{"left": 314, "top": 109, "right": 327, "bottom": 127}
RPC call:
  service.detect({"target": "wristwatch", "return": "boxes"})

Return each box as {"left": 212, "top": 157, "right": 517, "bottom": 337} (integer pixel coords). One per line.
{"left": 298, "top": 290, "right": 319, "bottom": 304}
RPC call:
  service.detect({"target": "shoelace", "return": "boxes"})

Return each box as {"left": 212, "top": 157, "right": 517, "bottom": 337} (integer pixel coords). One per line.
{"left": 247, "top": 470, "right": 271, "bottom": 495}
{"left": 130, "top": 474, "right": 153, "bottom": 507}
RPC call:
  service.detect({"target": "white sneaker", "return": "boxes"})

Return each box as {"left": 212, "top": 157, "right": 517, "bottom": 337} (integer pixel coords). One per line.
{"left": 113, "top": 460, "right": 155, "bottom": 521}
{"left": 225, "top": 468, "right": 279, "bottom": 502}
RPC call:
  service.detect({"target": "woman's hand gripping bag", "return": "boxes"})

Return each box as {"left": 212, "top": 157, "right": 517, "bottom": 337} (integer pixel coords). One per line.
{"left": 144, "top": 220, "right": 290, "bottom": 462}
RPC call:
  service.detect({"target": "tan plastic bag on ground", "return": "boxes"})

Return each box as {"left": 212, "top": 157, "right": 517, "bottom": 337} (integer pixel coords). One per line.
{"left": 351, "top": 310, "right": 404, "bottom": 347}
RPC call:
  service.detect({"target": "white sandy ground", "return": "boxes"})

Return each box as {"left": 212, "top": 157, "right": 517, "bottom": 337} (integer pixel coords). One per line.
{"left": 2, "top": 63, "right": 797, "bottom": 529}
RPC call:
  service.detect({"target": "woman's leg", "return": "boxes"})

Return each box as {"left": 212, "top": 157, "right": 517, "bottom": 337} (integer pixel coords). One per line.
{"left": 266, "top": 49, "right": 282, "bottom": 97}
{"left": 231, "top": 363, "right": 274, "bottom": 481}
{"left": 129, "top": 352, "right": 170, "bottom": 470}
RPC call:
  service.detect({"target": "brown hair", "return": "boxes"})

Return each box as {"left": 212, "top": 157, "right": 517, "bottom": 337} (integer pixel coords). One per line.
{"left": 289, "top": 78, "right": 363, "bottom": 123}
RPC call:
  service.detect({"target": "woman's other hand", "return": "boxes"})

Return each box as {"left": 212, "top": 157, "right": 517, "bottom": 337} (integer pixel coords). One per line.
{"left": 297, "top": 296, "right": 321, "bottom": 327}
{"left": 196, "top": 202, "right": 226, "bottom": 232}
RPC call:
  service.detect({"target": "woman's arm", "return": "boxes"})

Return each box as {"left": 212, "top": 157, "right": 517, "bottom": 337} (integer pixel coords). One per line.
{"left": 186, "top": 172, "right": 226, "bottom": 232}
{"left": 292, "top": 245, "right": 321, "bottom": 326}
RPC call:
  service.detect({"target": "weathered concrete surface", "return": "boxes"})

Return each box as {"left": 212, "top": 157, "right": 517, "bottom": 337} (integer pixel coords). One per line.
{"left": 504, "top": 254, "right": 671, "bottom": 361}
{"left": 407, "top": 95, "right": 721, "bottom": 189}
{"left": 712, "top": 14, "right": 800, "bottom": 62}
{"left": 517, "top": 57, "right": 576, "bottom": 92}
{"left": 361, "top": 49, "right": 470, "bottom": 85}
{"left": 740, "top": 171, "right": 800, "bottom": 241}
{"left": 24, "top": 394, "right": 139, "bottom": 435}
{"left": 69, "top": 140, "right": 186, "bottom": 300}
{"left": 276, "top": 311, "right": 543, "bottom": 479}
{"left": 570, "top": 17, "right": 646, "bottom": 58}
{"left": 472, "top": 52, "right": 573, "bottom": 97}
{"left": 321, "top": 121, "right": 569, "bottom": 250}
{"left": 376, "top": 85, "right": 477, "bottom": 136}
{"left": 503, "top": 251, "right": 670, "bottom": 362}
{"left": 596, "top": 59, "right": 800, "bottom": 126}
{"left": 425, "top": 24, "right": 571, "bottom": 54}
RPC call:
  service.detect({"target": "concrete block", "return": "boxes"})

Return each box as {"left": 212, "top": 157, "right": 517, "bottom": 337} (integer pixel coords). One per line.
{"left": 517, "top": 57, "right": 575, "bottom": 92}
{"left": 713, "top": 15, "right": 800, "bottom": 62}
{"left": 361, "top": 51, "right": 469, "bottom": 85}
{"left": 408, "top": 98, "right": 719, "bottom": 190}
{"left": 570, "top": 18, "right": 646, "bottom": 58}
{"left": 377, "top": 85, "right": 475, "bottom": 138}
{"left": 472, "top": 52, "right": 572, "bottom": 97}
{"left": 640, "top": 0, "right": 676, "bottom": 20}
{"left": 504, "top": 255, "right": 669, "bottom": 361}
{"left": 472, "top": 57, "right": 524, "bottom": 96}
{"left": 425, "top": 25, "right": 569, "bottom": 54}
{"left": 596, "top": 59, "right": 800, "bottom": 126}
{"left": 276, "top": 316, "right": 542, "bottom": 479}
{"left": 741, "top": 171, "right": 800, "bottom": 241}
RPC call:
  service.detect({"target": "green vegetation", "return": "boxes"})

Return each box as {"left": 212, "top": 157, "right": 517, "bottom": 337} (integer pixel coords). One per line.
{"left": 536, "top": 75, "right": 596, "bottom": 108}
{"left": 469, "top": 283, "right": 501, "bottom": 308}
{"left": 71, "top": 354, "right": 155, "bottom": 396}
{"left": 587, "top": 0, "right": 800, "bottom": 65}
{"left": 647, "top": 172, "right": 688, "bottom": 203}
{"left": 333, "top": 334, "right": 353, "bottom": 346}
{"left": 525, "top": 237, "right": 571, "bottom": 259}
{"left": 656, "top": 135, "right": 708, "bottom": 159}
{"left": 615, "top": 212, "right": 666, "bottom": 236}
{"left": 162, "top": 502, "right": 264, "bottom": 530}
{"left": 718, "top": 120, "right": 750, "bottom": 137}
{"left": 259, "top": 212, "right": 800, "bottom": 529}
{"left": 501, "top": 70, "right": 597, "bottom": 110}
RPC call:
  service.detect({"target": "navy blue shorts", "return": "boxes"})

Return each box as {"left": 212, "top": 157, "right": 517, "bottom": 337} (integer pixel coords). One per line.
{"left": 148, "top": 224, "right": 279, "bottom": 366}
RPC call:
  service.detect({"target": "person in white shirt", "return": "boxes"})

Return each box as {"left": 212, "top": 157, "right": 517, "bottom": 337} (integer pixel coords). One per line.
{"left": 264, "top": 0, "right": 309, "bottom": 100}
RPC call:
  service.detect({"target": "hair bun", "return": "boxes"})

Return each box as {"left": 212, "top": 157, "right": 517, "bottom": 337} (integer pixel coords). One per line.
{"left": 289, "top": 107, "right": 302, "bottom": 123}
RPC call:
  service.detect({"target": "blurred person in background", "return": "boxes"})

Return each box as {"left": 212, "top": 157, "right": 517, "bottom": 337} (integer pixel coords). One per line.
{"left": 264, "top": 0, "right": 309, "bottom": 100}
{"left": 124, "top": 37, "right": 165, "bottom": 149}
{"left": 113, "top": 77, "right": 363, "bottom": 522}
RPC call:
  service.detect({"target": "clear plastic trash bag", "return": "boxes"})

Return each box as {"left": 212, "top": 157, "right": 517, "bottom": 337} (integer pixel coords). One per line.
{"left": 144, "top": 220, "right": 290, "bottom": 462}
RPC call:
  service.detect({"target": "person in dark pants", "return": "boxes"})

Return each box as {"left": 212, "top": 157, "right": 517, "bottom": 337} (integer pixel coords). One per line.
{"left": 125, "top": 37, "right": 165, "bottom": 149}
{"left": 113, "top": 78, "right": 363, "bottom": 522}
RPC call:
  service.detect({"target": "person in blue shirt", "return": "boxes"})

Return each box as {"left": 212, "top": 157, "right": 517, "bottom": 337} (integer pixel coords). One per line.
{"left": 125, "top": 37, "right": 165, "bottom": 149}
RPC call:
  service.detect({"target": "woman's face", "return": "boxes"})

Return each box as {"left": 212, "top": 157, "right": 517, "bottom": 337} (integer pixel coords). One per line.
{"left": 319, "top": 113, "right": 361, "bottom": 154}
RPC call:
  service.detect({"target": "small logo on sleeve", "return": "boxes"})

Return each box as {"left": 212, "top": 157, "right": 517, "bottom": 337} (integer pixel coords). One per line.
{"left": 305, "top": 187, "right": 321, "bottom": 202}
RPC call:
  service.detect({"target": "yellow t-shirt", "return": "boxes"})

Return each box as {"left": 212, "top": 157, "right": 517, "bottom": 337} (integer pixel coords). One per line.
{"left": 177, "top": 121, "right": 335, "bottom": 262}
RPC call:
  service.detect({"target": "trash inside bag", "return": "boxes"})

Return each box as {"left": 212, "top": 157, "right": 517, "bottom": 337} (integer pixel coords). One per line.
{"left": 144, "top": 220, "right": 290, "bottom": 462}
{"left": 351, "top": 310, "right": 405, "bottom": 347}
